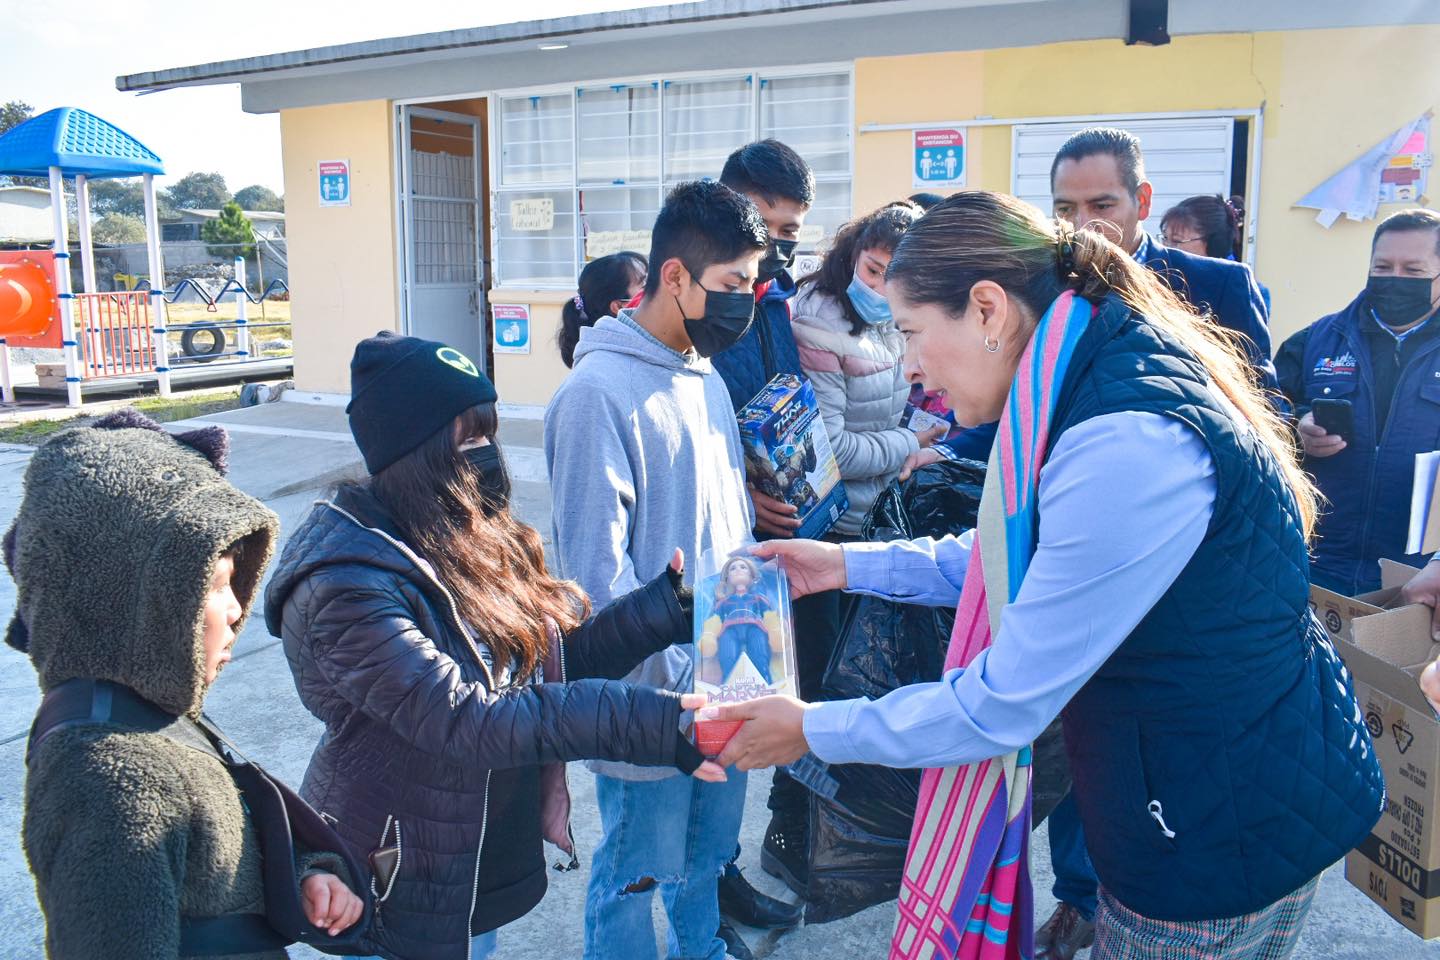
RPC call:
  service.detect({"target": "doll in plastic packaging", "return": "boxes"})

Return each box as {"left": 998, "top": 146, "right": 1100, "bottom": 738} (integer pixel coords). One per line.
{"left": 698, "top": 556, "right": 785, "bottom": 685}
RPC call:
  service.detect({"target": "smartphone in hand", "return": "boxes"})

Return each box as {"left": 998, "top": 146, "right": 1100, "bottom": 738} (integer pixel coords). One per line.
{"left": 1311, "top": 398, "right": 1355, "bottom": 443}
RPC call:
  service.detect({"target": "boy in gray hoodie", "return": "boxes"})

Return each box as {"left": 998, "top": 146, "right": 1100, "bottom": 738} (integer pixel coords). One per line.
{"left": 545, "top": 181, "right": 768, "bottom": 960}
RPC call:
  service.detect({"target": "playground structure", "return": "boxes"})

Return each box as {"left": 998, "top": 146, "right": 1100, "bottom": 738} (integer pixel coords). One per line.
{"left": 0, "top": 108, "right": 291, "bottom": 407}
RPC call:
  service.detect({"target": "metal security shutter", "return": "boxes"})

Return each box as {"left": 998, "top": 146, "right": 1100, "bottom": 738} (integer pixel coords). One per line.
{"left": 1013, "top": 117, "right": 1235, "bottom": 238}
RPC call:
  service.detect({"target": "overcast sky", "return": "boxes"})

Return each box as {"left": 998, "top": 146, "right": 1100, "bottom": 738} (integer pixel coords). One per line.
{"left": 4, "top": 2, "right": 660, "bottom": 196}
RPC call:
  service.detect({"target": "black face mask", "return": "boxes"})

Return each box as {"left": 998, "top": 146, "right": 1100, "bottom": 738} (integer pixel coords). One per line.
{"left": 757, "top": 237, "right": 798, "bottom": 283}
{"left": 463, "top": 444, "right": 511, "bottom": 513}
{"left": 677, "top": 286, "right": 756, "bottom": 358}
{"left": 1367, "top": 274, "right": 1440, "bottom": 328}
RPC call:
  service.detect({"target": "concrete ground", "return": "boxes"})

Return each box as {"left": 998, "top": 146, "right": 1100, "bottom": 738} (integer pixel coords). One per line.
{"left": 0, "top": 398, "right": 1433, "bottom": 959}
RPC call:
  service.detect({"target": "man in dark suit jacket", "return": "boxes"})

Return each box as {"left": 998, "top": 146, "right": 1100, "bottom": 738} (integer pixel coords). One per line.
{"left": 1032, "top": 126, "right": 1281, "bottom": 960}
{"left": 1051, "top": 127, "right": 1279, "bottom": 397}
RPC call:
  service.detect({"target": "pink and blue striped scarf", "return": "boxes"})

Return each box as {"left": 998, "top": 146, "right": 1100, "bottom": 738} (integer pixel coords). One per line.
{"left": 890, "top": 290, "right": 1095, "bottom": 960}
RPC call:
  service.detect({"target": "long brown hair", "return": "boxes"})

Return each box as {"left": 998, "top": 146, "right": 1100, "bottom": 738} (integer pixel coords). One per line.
{"left": 369, "top": 403, "right": 587, "bottom": 675}
{"left": 800, "top": 201, "right": 921, "bottom": 335}
{"left": 885, "top": 191, "right": 1318, "bottom": 538}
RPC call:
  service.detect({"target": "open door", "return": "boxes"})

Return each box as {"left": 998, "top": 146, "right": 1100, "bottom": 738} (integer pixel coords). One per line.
{"left": 399, "top": 105, "right": 486, "bottom": 366}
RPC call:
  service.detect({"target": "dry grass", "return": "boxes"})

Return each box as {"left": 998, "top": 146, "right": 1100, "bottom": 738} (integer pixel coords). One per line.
{"left": 0, "top": 389, "right": 242, "bottom": 445}
{"left": 163, "top": 301, "right": 292, "bottom": 356}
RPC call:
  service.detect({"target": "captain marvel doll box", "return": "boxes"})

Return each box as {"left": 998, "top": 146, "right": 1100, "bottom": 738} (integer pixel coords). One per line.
{"left": 691, "top": 548, "right": 798, "bottom": 757}
{"left": 738, "top": 374, "right": 848, "bottom": 541}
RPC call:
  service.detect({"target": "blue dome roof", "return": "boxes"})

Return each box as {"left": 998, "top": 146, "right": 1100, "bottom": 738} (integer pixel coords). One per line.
{"left": 0, "top": 107, "right": 164, "bottom": 179}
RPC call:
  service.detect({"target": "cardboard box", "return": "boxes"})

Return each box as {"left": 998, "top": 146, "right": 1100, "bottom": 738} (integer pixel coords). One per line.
{"left": 738, "top": 375, "right": 848, "bottom": 541}
{"left": 1323, "top": 561, "right": 1440, "bottom": 938}
{"left": 35, "top": 362, "right": 65, "bottom": 389}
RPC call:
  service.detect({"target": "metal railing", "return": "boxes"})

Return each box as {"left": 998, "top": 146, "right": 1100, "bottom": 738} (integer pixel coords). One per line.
{"left": 71, "top": 257, "right": 292, "bottom": 385}
{"left": 75, "top": 290, "right": 156, "bottom": 379}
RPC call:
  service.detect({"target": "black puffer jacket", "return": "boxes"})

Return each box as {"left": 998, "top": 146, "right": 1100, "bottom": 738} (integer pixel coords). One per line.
{"left": 264, "top": 485, "right": 697, "bottom": 960}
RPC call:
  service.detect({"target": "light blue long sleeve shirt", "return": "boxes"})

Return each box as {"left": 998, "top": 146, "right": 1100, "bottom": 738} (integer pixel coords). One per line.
{"left": 801, "top": 411, "right": 1218, "bottom": 769}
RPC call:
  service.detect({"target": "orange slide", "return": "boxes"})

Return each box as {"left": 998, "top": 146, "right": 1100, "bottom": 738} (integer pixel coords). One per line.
{"left": 0, "top": 252, "right": 61, "bottom": 347}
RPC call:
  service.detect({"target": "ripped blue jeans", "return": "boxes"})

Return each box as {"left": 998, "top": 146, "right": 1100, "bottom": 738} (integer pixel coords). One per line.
{"left": 583, "top": 771, "right": 748, "bottom": 960}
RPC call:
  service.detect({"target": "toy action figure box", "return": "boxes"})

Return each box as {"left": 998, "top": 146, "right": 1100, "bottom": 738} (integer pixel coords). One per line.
{"left": 692, "top": 548, "right": 798, "bottom": 757}
{"left": 738, "top": 374, "right": 848, "bottom": 541}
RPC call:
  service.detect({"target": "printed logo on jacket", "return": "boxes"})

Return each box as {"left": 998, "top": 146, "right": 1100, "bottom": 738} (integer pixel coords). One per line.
{"left": 1313, "top": 353, "right": 1358, "bottom": 377}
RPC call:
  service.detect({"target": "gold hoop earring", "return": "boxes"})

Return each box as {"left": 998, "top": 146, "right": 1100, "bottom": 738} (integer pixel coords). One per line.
{"left": 984, "top": 336, "right": 1000, "bottom": 354}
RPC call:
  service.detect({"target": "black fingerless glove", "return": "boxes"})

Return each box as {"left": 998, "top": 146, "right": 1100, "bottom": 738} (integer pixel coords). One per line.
{"left": 673, "top": 736, "right": 704, "bottom": 775}
{"left": 666, "top": 563, "right": 694, "bottom": 620}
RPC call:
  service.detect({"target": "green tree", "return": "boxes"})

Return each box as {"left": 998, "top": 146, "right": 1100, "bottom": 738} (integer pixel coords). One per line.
{"left": 201, "top": 202, "right": 255, "bottom": 260}
{"left": 0, "top": 101, "right": 47, "bottom": 188}
{"left": 233, "top": 184, "right": 282, "bottom": 212}
{"left": 0, "top": 100, "right": 33, "bottom": 134}
{"left": 92, "top": 213, "right": 147, "bottom": 245}
{"left": 164, "top": 172, "right": 230, "bottom": 211}
{"left": 89, "top": 179, "right": 147, "bottom": 217}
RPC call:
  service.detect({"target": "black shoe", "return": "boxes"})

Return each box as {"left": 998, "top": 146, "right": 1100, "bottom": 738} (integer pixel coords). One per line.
{"left": 719, "top": 861, "right": 803, "bottom": 930}
{"left": 1034, "top": 903, "right": 1095, "bottom": 960}
{"left": 759, "top": 805, "right": 809, "bottom": 898}
{"left": 717, "top": 918, "right": 755, "bottom": 960}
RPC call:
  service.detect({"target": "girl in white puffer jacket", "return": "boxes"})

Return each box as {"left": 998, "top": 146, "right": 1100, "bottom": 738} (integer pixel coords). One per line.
{"left": 792, "top": 201, "right": 938, "bottom": 537}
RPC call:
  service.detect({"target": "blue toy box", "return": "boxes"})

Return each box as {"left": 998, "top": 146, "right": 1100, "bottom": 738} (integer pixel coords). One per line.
{"left": 738, "top": 374, "right": 848, "bottom": 541}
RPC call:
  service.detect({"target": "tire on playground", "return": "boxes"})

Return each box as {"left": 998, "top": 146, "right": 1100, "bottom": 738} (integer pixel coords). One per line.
{"left": 179, "top": 323, "right": 226, "bottom": 363}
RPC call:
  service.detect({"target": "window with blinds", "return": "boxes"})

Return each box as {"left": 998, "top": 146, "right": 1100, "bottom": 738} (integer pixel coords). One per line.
{"left": 492, "top": 68, "right": 852, "bottom": 288}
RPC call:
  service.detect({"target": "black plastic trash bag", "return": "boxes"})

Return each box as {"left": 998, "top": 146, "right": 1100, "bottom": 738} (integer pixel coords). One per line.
{"left": 797, "top": 459, "right": 983, "bottom": 924}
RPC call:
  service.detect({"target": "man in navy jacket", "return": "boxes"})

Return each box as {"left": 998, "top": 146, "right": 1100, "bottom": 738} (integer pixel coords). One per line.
{"left": 1036, "top": 126, "right": 1281, "bottom": 960}
{"left": 1278, "top": 208, "right": 1440, "bottom": 595}
{"left": 1051, "top": 127, "right": 1279, "bottom": 395}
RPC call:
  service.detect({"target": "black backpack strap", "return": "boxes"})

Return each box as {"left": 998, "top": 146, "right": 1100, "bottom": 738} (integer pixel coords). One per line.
{"left": 27, "top": 679, "right": 372, "bottom": 956}
{"left": 191, "top": 713, "right": 374, "bottom": 954}
{"left": 27, "top": 678, "right": 197, "bottom": 766}
{"left": 179, "top": 914, "right": 291, "bottom": 956}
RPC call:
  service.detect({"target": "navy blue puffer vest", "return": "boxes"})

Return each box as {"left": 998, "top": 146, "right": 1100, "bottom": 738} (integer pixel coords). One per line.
{"left": 1053, "top": 296, "right": 1384, "bottom": 922}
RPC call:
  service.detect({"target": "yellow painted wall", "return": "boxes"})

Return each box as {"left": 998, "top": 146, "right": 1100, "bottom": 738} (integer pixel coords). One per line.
{"left": 280, "top": 100, "right": 399, "bottom": 394}
{"left": 278, "top": 27, "right": 1440, "bottom": 401}
{"left": 1257, "top": 26, "right": 1440, "bottom": 338}
{"left": 854, "top": 27, "right": 1440, "bottom": 345}
{"left": 488, "top": 290, "right": 574, "bottom": 406}
{"left": 854, "top": 51, "right": 988, "bottom": 214}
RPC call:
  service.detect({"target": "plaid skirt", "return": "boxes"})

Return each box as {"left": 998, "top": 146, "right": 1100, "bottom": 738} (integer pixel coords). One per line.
{"left": 1091, "top": 878, "right": 1320, "bottom": 960}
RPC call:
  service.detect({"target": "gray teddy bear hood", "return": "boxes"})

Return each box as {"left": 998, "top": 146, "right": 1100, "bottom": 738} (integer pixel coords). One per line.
{"left": 6, "top": 409, "right": 277, "bottom": 717}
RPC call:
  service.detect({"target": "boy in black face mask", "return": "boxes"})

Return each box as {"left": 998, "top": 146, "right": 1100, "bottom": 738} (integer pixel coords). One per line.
{"left": 545, "top": 180, "right": 772, "bottom": 960}
{"left": 711, "top": 140, "right": 815, "bottom": 422}
{"left": 1277, "top": 208, "right": 1440, "bottom": 595}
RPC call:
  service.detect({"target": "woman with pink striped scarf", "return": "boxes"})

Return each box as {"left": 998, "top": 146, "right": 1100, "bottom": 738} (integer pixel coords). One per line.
{"left": 709, "top": 191, "right": 1383, "bottom": 960}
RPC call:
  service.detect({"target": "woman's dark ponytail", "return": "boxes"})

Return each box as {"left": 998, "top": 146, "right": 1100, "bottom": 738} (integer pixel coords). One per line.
{"left": 558, "top": 251, "right": 647, "bottom": 368}
{"left": 558, "top": 297, "right": 587, "bottom": 369}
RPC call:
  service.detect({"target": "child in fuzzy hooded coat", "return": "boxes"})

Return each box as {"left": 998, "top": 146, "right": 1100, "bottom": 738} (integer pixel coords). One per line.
{"left": 9, "top": 410, "right": 364, "bottom": 960}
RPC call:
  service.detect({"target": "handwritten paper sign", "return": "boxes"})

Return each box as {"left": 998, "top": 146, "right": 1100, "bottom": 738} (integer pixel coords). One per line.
{"left": 586, "top": 229, "right": 651, "bottom": 260}
{"left": 510, "top": 198, "right": 555, "bottom": 232}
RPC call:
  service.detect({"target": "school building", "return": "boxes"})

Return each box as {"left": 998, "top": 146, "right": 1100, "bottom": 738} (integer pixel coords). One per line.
{"left": 120, "top": 0, "right": 1440, "bottom": 408}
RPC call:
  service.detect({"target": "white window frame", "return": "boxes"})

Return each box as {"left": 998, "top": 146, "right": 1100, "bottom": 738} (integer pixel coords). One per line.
{"left": 481, "top": 62, "right": 855, "bottom": 291}
{"left": 1004, "top": 108, "right": 1264, "bottom": 268}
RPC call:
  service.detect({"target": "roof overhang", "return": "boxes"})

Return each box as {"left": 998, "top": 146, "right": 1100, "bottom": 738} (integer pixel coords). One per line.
{"left": 117, "top": 0, "right": 1052, "bottom": 110}
{"left": 116, "top": 0, "right": 1440, "bottom": 114}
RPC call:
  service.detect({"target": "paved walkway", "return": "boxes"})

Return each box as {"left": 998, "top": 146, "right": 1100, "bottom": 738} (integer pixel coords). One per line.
{"left": 0, "top": 399, "right": 1430, "bottom": 958}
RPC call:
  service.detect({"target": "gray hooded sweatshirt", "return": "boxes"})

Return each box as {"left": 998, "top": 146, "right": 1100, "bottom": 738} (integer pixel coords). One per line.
{"left": 545, "top": 310, "right": 753, "bottom": 780}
